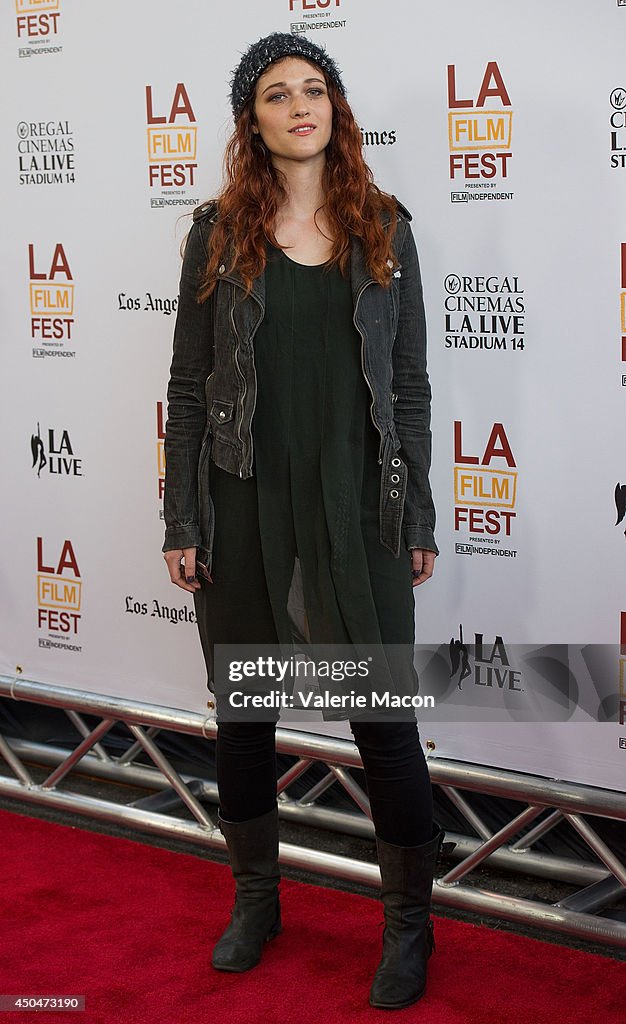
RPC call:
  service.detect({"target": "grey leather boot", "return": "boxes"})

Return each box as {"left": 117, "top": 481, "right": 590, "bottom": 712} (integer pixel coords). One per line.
{"left": 369, "top": 826, "right": 445, "bottom": 1010}
{"left": 211, "top": 806, "right": 282, "bottom": 972}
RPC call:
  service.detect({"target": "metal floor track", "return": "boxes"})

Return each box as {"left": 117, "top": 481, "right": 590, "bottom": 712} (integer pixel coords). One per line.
{"left": 1, "top": 674, "right": 625, "bottom": 950}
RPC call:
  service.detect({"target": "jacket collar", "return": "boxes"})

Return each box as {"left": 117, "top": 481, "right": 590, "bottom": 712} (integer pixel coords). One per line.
{"left": 350, "top": 212, "right": 406, "bottom": 299}
{"left": 220, "top": 261, "right": 265, "bottom": 308}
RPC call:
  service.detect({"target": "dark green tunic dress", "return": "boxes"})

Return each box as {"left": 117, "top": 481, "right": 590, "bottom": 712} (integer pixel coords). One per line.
{"left": 252, "top": 246, "right": 415, "bottom": 649}
{"left": 194, "top": 246, "right": 417, "bottom": 711}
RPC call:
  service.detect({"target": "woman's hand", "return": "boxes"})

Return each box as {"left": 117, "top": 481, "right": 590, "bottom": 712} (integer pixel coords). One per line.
{"left": 163, "top": 547, "right": 201, "bottom": 593}
{"left": 410, "top": 548, "right": 436, "bottom": 587}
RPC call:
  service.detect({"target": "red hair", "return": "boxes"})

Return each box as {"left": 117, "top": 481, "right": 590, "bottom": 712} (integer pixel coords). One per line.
{"left": 198, "top": 76, "right": 398, "bottom": 300}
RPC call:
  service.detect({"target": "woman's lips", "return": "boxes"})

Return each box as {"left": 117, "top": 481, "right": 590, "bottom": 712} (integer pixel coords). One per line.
{"left": 289, "top": 124, "right": 316, "bottom": 135}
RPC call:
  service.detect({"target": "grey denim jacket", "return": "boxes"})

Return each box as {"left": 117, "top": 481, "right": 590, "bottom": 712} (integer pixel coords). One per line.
{"left": 162, "top": 199, "right": 438, "bottom": 574}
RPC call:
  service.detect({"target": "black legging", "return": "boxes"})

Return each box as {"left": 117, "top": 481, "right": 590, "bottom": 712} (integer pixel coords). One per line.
{"left": 216, "top": 719, "right": 433, "bottom": 847}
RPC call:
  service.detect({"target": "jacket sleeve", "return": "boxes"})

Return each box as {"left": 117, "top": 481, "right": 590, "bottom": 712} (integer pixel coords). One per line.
{"left": 162, "top": 221, "right": 214, "bottom": 552}
{"left": 392, "top": 221, "right": 439, "bottom": 556}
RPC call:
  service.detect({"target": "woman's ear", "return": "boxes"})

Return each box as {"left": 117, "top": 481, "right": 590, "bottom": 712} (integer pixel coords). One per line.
{"left": 251, "top": 123, "right": 259, "bottom": 135}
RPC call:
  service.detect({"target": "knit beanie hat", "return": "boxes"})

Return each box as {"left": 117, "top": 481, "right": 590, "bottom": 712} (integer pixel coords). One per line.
{"left": 230, "top": 31, "right": 346, "bottom": 119}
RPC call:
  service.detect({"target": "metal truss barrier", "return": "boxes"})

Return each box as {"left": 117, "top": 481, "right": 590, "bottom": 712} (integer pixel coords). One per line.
{"left": 1, "top": 674, "right": 625, "bottom": 950}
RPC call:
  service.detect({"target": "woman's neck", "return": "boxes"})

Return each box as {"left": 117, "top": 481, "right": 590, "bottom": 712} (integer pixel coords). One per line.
{"left": 272, "top": 154, "right": 326, "bottom": 220}
{"left": 270, "top": 154, "right": 334, "bottom": 264}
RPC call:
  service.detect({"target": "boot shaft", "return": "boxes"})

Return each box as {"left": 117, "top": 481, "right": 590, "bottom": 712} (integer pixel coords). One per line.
{"left": 218, "top": 805, "right": 281, "bottom": 893}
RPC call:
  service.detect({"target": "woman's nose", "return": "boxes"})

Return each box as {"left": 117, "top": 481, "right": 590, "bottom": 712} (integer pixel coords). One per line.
{"left": 291, "top": 95, "right": 310, "bottom": 117}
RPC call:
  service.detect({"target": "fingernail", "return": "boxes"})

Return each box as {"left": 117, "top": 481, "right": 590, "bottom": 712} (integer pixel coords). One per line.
{"left": 186, "top": 575, "right": 196, "bottom": 584}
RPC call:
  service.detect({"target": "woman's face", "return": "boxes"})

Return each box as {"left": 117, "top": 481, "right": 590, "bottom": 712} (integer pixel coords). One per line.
{"left": 252, "top": 57, "right": 333, "bottom": 166}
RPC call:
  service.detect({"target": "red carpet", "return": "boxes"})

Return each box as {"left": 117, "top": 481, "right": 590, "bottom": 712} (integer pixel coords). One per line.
{"left": 0, "top": 807, "right": 623, "bottom": 1024}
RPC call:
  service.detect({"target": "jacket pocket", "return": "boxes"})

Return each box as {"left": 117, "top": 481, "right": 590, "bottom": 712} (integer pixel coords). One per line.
{"left": 209, "top": 398, "right": 234, "bottom": 426}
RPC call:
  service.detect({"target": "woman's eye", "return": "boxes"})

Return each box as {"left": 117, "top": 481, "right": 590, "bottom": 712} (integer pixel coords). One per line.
{"left": 267, "top": 88, "right": 325, "bottom": 102}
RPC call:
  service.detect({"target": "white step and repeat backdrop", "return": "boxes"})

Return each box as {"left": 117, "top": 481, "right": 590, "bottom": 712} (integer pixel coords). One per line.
{"left": 1, "top": 0, "right": 625, "bottom": 789}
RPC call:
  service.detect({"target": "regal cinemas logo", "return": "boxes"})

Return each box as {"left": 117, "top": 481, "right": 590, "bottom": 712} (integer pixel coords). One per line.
{"left": 16, "top": 0, "right": 61, "bottom": 46}
{"left": 448, "top": 62, "right": 514, "bottom": 202}
{"left": 444, "top": 274, "right": 525, "bottom": 351}
{"left": 289, "top": 0, "right": 346, "bottom": 34}
{"left": 610, "top": 87, "right": 626, "bottom": 169}
{"left": 620, "top": 244, "right": 626, "bottom": 378}
{"left": 453, "top": 421, "right": 518, "bottom": 557}
{"left": 157, "top": 401, "right": 165, "bottom": 508}
{"left": 31, "top": 423, "right": 82, "bottom": 477}
{"left": 18, "top": 120, "right": 74, "bottom": 185}
{"left": 37, "top": 537, "right": 82, "bottom": 651}
{"left": 28, "top": 242, "right": 75, "bottom": 358}
{"left": 146, "top": 83, "right": 199, "bottom": 207}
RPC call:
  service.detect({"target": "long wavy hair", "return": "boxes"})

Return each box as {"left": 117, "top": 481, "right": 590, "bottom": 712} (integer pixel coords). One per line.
{"left": 197, "top": 72, "right": 398, "bottom": 300}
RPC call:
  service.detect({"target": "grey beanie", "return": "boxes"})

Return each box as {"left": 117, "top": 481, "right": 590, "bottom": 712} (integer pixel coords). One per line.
{"left": 230, "top": 31, "right": 346, "bottom": 120}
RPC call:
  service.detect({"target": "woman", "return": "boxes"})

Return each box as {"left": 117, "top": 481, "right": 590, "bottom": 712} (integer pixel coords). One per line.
{"left": 162, "top": 32, "right": 444, "bottom": 1011}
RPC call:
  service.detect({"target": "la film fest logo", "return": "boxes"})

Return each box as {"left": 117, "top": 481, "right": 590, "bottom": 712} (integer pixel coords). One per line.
{"left": 289, "top": 0, "right": 347, "bottom": 34}
{"left": 448, "top": 62, "right": 514, "bottom": 203}
{"left": 610, "top": 88, "right": 626, "bottom": 169}
{"left": 18, "top": 120, "right": 74, "bottom": 185}
{"left": 31, "top": 423, "right": 82, "bottom": 478}
{"left": 37, "top": 536, "right": 82, "bottom": 652}
{"left": 157, "top": 401, "right": 165, "bottom": 508}
{"left": 146, "top": 83, "right": 199, "bottom": 209}
{"left": 453, "top": 421, "right": 518, "bottom": 558}
{"left": 28, "top": 242, "right": 75, "bottom": 358}
{"left": 16, "top": 0, "right": 62, "bottom": 57}
{"left": 449, "top": 625, "right": 522, "bottom": 692}
{"left": 444, "top": 274, "right": 525, "bottom": 352}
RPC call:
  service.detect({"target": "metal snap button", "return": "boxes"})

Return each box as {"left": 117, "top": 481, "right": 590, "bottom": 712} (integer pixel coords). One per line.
{"left": 391, "top": 457, "right": 401, "bottom": 467}
{"left": 389, "top": 489, "right": 399, "bottom": 499}
{"left": 218, "top": 410, "right": 226, "bottom": 419}
{"left": 218, "top": 264, "right": 226, "bottom": 274}
{"left": 391, "top": 474, "right": 400, "bottom": 483}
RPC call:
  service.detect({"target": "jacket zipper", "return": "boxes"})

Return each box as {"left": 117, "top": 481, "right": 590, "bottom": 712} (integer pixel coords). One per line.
{"left": 229, "top": 286, "right": 263, "bottom": 477}
{"left": 353, "top": 280, "right": 384, "bottom": 465}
